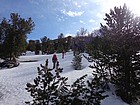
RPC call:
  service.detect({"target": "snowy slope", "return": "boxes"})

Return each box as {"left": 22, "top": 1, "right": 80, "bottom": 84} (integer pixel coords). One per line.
{"left": 0, "top": 52, "right": 128, "bottom": 105}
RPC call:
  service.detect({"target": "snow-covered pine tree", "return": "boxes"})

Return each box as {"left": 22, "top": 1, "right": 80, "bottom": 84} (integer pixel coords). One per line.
{"left": 25, "top": 59, "right": 67, "bottom": 105}
{"left": 72, "top": 51, "right": 82, "bottom": 70}
{"left": 57, "top": 74, "right": 88, "bottom": 105}
{"left": 58, "top": 74, "right": 108, "bottom": 105}
{"left": 26, "top": 59, "right": 108, "bottom": 105}
{"left": 85, "top": 74, "right": 108, "bottom": 105}
{"left": 89, "top": 58, "right": 110, "bottom": 91}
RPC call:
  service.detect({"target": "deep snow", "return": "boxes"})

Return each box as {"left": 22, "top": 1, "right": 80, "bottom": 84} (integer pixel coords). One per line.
{"left": 0, "top": 52, "right": 128, "bottom": 105}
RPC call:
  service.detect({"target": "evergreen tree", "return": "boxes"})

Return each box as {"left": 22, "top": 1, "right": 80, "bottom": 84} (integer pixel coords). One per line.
{"left": 47, "top": 40, "right": 55, "bottom": 54}
{"left": 85, "top": 74, "right": 108, "bottom": 105}
{"left": 89, "top": 54, "right": 112, "bottom": 90}
{"left": 65, "top": 36, "right": 72, "bottom": 51}
{"left": 27, "top": 40, "right": 36, "bottom": 52}
{"left": 72, "top": 52, "right": 82, "bottom": 70}
{"left": 0, "top": 13, "right": 35, "bottom": 59}
{"left": 100, "top": 4, "right": 140, "bottom": 103}
{"left": 57, "top": 33, "right": 65, "bottom": 53}
{"left": 58, "top": 33, "right": 64, "bottom": 39}
{"left": 86, "top": 36, "right": 102, "bottom": 58}
{"left": 26, "top": 60, "right": 107, "bottom": 105}
{"left": 40, "top": 36, "right": 48, "bottom": 54}
{"left": 0, "top": 18, "right": 9, "bottom": 58}
{"left": 35, "top": 40, "right": 41, "bottom": 55}
{"left": 25, "top": 59, "right": 66, "bottom": 105}
{"left": 60, "top": 74, "right": 108, "bottom": 105}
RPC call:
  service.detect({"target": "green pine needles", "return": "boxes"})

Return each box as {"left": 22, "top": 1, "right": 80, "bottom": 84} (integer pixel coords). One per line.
{"left": 25, "top": 59, "right": 107, "bottom": 105}
{"left": 72, "top": 52, "right": 82, "bottom": 70}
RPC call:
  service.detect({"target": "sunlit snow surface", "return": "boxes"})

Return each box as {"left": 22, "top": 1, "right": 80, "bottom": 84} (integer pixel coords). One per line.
{"left": 0, "top": 51, "right": 128, "bottom": 105}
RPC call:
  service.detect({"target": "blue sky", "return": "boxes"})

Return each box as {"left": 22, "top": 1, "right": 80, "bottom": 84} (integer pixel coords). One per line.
{"left": 0, "top": 0, "right": 139, "bottom": 40}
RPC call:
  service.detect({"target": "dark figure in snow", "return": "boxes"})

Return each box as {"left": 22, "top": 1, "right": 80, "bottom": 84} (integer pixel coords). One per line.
{"left": 56, "top": 61, "right": 59, "bottom": 70}
{"left": 52, "top": 53, "right": 58, "bottom": 69}
{"left": 62, "top": 50, "right": 65, "bottom": 59}
{"left": 45, "top": 59, "right": 48, "bottom": 68}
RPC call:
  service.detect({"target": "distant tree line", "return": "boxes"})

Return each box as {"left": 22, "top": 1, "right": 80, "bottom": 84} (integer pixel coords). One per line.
{"left": 0, "top": 12, "right": 97, "bottom": 59}
{"left": 27, "top": 34, "right": 72, "bottom": 55}
{"left": 26, "top": 29, "right": 102, "bottom": 55}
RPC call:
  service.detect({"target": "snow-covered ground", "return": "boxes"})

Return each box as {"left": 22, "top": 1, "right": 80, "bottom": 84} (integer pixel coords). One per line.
{"left": 0, "top": 52, "right": 128, "bottom": 105}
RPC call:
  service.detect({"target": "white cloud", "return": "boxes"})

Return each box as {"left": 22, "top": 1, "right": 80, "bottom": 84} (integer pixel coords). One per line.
{"left": 61, "top": 10, "right": 84, "bottom": 17}
{"left": 80, "top": 20, "right": 85, "bottom": 24}
{"left": 84, "top": 2, "right": 88, "bottom": 5}
{"left": 89, "top": 19, "right": 95, "bottom": 23}
{"left": 73, "top": 1, "right": 81, "bottom": 8}
{"left": 65, "top": 33, "right": 75, "bottom": 37}
{"left": 73, "top": 1, "right": 88, "bottom": 7}
{"left": 58, "top": 18, "right": 62, "bottom": 21}
{"left": 92, "top": 27, "right": 100, "bottom": 30}
{"left": 56, "top": 14, "right": 66, "bottom": 22}
{"left": 57, "top": 16, "right": 65, "bottom": 22}
{"left": 96, "top": 13, "right": 103, "bottom": 19}
{"left": 92, "top": 0, "right": 138, "bottom": 14}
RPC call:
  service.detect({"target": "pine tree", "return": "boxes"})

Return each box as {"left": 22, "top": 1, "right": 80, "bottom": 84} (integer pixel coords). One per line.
{"left": 0, "top": 13, "right": 35, "bottom": 59}
{"left": 25, "top": 59, "right": 66, "bottom": 105}
{"left": 47, "top": 40, "right": 55, "bottom": 54}
{"left": 100, "top": 4, "right": 140, "bottom": 103}
{"left": 89, "top": 57, "right": 110, "bottom": 90}
{"left": 27, "top": 40, "right": 35, "bottom": 52}
{"left": 131, "top": 52, "right": 140, "bottom": 101}
{"left": 58, "top": 74, "right": 108, "bottom": 105}
{"left": 26, "top": 60, "right": 108, "bottom": 105}
{"left": 57, "top": 33, "right": 66, "bottom": 53}
{"left": 40, "top": 36, "right": 48, "bottom": 54}
{"left": 85, "top": 74, "right": 108, "bottom": 105}
{"left": 35, "top": 40, "right": 41, "bottom": 55}
{"left": 72, "top": 52, "right": 82, "bottom": 70}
